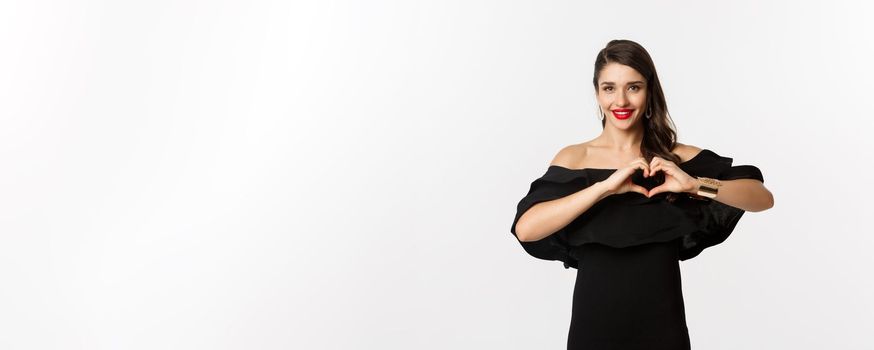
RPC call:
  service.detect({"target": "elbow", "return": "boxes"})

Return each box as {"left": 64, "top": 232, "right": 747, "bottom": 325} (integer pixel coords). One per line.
{"left": 519, "top": 235, "right": 538, "bottom": 243}
{"left": 763, "top": 189, "right": 774, "bottom": 210}
{"left": 749, "top": 190, "right": 774, "bottom": 212}
{"left": 516, "top": 224, "right": 552, "bottom": 242}
{"left": 514, "top": 221, "right": 542, "bottom": 242}
{"left": 515, "top": 223, "right": 534, "bottom": 242}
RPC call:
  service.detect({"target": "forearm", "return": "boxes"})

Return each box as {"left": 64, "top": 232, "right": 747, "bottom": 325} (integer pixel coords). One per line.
{"left": 696, "top": 178, "right": 774, "bottom": 212}
{"left": 516, "top": 182, "right": 612, "bottom": 242}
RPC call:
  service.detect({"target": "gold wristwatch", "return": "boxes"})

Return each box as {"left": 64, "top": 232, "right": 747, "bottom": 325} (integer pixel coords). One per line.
{"left": 694, "top": 177, "right": 722, "bottom": 199}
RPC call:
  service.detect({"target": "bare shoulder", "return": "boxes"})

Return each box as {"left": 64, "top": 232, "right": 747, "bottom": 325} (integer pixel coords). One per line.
{"left": 549, "top": 142, "right": 590, "bottom": 168}
{"left": 672, "top": 142, "right": 704, "bottom": 163}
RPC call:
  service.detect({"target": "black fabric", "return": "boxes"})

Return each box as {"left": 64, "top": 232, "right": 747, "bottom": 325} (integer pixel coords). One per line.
{"left": 509, "top": 149, "right": 764, "bottom": 269}
{"left": 509, "top": 149, "right": 764, "bottom": 348}
{"left": 567, "top": 238, "right": 690, "bottom": 349}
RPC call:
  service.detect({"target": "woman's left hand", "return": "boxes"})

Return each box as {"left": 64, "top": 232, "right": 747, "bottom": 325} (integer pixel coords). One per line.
{"left": 645, "top": 156, "right": 698, "bottom": 198}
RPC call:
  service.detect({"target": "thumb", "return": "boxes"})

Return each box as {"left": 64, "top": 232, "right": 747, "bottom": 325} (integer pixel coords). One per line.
{"left": 647, "top": 185, "right": 665, "bottom": 198}
{"left": 631, "top": 184, "right": 649, "bottom": 197}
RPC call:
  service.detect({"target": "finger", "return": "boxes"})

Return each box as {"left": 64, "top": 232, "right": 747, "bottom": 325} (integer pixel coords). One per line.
{"left": 654, "top": 163, "right": 674, "bottom": 176}
{"left": 653, "top": 156, "right": 678, "bottom": 167}
{"left": 615, "top": 167, "right": 638, "bottom": 183}
{"left": 631, "top": 184, "right": 649, "bottom": 196}
{"left": 650, "top": 164, "right": 661, "bottom": 177}
{"left": 647, "top": 185, "right": 665, "bottom": 197}
{"left": 647, "top": 157, "right": 661, "bottom": 177}
{"left": 629, "top": 159, "right": 649, "bottom": 177}
{"left": 621, "top": 164, "right": 641, "bottom": 177}
{"left": 640, "top": 159, "right": 652, "bottom": 177}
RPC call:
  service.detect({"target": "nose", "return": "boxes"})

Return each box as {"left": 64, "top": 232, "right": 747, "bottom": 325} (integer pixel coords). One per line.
{"left": 614, "top": 91, "right": 628, "bottom": 107}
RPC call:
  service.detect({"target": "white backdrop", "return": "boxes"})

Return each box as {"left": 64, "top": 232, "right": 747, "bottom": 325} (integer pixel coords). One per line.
{"left": 2, "top": 1, "right": 873, "bottom": 349}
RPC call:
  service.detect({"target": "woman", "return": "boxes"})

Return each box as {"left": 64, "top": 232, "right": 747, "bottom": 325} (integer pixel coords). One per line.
{"left": 510, "top": 39, "right": 774, "bottom": 349}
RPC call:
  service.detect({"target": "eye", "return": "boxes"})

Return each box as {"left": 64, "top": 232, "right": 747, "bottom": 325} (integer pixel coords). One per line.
{"left": 603, "top": 86, "right": 613, "bottom": 92}
{"left": 629, "top": 85, "right": 640, "bottom": 91}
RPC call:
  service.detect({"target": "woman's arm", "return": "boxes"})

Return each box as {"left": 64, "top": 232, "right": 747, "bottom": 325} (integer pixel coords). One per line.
{"left": 698, "top": 178, "right": 774, "bottom": 212}
{"left": 515, "top": 145, "right": 652, "bottom": 242}
{"left": 515, "top": 181, "right": 612, "bottom": 242}
{"left": 669, "top": 143, "right": 774, "bottom": 212}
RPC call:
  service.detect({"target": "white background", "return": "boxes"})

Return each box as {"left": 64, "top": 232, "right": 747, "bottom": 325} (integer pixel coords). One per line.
{"left": 2, "top": 0, "right": 873, "bottom": 349}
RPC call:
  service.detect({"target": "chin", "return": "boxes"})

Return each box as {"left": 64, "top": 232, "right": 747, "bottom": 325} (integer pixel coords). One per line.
{"left": 610, "top": 118, "right": 638, "bottom": 128}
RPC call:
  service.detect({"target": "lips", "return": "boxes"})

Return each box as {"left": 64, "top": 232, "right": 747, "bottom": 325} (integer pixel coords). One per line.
{"left": 612, "top": 109, "right": 634, "bottom": 120}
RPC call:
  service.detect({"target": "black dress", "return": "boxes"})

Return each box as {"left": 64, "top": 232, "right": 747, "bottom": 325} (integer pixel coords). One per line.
{"left": 509, "top": 149, "right": 765, "bottom": 349}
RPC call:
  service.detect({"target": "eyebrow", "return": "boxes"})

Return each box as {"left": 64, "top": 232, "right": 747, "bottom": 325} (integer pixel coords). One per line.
{"left": 600, "top": 81, "right": 645, "bottom": 86}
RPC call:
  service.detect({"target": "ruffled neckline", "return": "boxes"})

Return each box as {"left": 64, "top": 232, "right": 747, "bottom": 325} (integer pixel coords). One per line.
{"left": 511, "top": 148, "right": 763, "bottom": 269}
{"left": 546, "top": 149, "right": 716, "bottom": 172}
{"left": 536, "top": 149, "right": 732, "bottom": 184}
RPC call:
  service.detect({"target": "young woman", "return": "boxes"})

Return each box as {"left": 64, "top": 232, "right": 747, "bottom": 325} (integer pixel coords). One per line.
{"left": 510, "top": 39, "right": 774, "bottom": 349}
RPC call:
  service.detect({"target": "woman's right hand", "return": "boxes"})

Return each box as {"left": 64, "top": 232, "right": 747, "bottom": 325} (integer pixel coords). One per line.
{"left": 598, "top": 158, "right": 651, "bottom": 197}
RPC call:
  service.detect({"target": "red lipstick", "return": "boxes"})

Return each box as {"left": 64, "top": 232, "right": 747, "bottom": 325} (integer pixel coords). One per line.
{"left": 612, "top": 108, "right": 634, "bottom": 120}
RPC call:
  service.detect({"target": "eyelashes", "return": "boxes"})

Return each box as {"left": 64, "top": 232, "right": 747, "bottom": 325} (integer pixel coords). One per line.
{"left": 603, "top": 85, "right": 641, "bottom": 92}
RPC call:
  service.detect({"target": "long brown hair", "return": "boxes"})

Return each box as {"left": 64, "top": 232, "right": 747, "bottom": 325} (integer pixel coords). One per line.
{"left": 592, "top": 39, "right": 680, "bottom": 165}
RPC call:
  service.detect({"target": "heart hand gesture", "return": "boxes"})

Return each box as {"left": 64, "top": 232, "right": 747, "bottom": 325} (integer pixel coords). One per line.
{"left": 644, "top": 156, "right": 697, "bottom": 198}
{"left": 599, "top": 157, "right": 653, "bottom": 196}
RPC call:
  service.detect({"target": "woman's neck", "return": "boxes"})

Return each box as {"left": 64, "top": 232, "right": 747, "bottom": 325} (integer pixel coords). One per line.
{"left": 594, "top": 123, "right": 645, "bottom": 151}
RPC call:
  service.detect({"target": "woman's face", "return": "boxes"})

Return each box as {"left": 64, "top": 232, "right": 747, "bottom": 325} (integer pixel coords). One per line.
{"left": 596, "top": 63, "right": 648, "bottom": 128}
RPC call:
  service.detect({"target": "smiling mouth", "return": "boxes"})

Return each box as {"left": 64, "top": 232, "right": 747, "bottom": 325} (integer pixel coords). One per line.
{"left": 612, "top": 109, "right": 633, "bottom": 119}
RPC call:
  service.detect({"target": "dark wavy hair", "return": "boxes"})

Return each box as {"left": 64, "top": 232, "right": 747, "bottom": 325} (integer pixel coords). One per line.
{"left": 593, "top": 39, "right": 681, "bottom": 166}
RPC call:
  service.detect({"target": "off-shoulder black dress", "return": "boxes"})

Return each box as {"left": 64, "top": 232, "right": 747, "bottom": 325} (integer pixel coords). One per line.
{"left": 510, "top": 149, "right": 765, "bottom": 350}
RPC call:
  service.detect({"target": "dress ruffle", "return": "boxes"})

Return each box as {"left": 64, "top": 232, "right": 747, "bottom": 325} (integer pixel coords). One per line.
{"left": 510, "top": 149, "right": 765, "bottom": 269}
